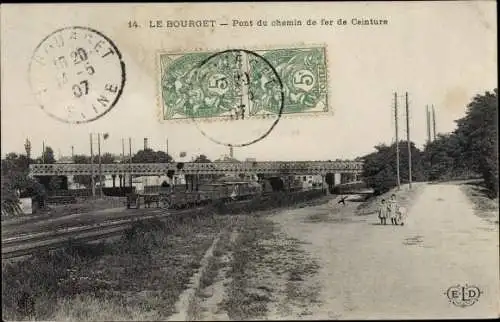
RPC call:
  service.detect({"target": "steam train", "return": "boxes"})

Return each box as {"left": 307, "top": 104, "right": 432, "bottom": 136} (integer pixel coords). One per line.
{"left": 126, "top": 176, "right": 305, "bottom": 210}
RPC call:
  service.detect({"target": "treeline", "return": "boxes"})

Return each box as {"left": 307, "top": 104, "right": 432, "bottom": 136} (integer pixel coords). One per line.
{"left": 1, "top": 147, "right": 216, "bottom": 214}
{"left": 362, "top": 89, "right": 498, "bottom": 197}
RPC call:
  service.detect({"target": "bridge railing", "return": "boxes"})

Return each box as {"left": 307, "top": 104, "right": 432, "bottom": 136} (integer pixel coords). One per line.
{"left": 29, "top": 161, "right": 364, "bottom": 176}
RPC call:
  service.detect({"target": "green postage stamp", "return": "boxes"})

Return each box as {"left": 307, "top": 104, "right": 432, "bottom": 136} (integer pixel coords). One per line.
{"left": 158, "top": 46, "right": 328, "bottom": 121}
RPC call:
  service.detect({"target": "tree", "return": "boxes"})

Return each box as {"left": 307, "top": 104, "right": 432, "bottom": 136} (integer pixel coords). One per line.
{"left": 1, "top": 153, "right": 31, "bottom": 173}
{"left": 193, "top": 154, "right": 211, "bottom": 163}
{"left": 132, "top": 149, "right": 173, "bottom": 163}
{"left": 155, "top": 151, "right": 172, "bottom": 163}
{"left": 73, "top": 154, "right": 91, "bottom": 164}
{"left": 42, "top": 146, "right": 55, "bottom": 164}
{"left": 454, "top": 89, "right": 498, "bottom": 196}
{"left": 214, "top": 156, "right": 240, "bottom": 162}
{"left": 362, "top": 141, "right": 426, "bottom": 195}
{"left": 422, "top": 133, "right": 472, "bottom": 181}
{"left": 1, "top": 153, "right": 47, "bottom": 213}
{"left": 101, "top": 152, "right": 116, "bottom": 164}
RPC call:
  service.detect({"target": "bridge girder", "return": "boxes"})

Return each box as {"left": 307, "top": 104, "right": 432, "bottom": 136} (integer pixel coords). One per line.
{"left": 29, "top": 161, "right": 363, "bottom": 176}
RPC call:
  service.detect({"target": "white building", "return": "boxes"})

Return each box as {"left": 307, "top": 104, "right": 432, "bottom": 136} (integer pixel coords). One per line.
{"left": 296, "top": 175, "right": 326, "bottom": 189}
{"left": 97, "top": 174, "right": 187, "bottom": 191}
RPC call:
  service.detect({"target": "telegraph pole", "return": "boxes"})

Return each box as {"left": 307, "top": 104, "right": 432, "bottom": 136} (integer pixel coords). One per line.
{"left": 90, "top": 134, "right": 95, "bottom": 197}
{"left": 98, "top": 133, "right": 103, "bottom": 197}
{"left": 122, "top": 138, "right": 125, "bottom": 187}
{"left": 166, "top": 138, "right": 169, "bottom": 162}
{"left": 129, "top": 137, "right": 132, "bottom": 187}
{"left": 432, "top": 104, "right": 437, "bottom": 140}
{"left": 394, "top": 92, "right": 401, "bottom": 189}
{"left": 406, "top": 92, "right": 412, "bottom": 189}
{"left": 426, "top": 105, "right": 431, "bottom": 144}
{"left": 42, "top": 141, "right": 45, "bottom": 163}
{"left": 71, "top": 146, "right": 74, "bottom": 159}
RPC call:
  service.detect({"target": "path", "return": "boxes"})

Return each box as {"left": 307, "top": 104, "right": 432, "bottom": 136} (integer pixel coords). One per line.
{"left": 270, "top": 183, "right": 499, "bottom": 319}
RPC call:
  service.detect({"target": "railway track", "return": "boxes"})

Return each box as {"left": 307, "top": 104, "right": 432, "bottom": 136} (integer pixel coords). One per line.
{"left": 2, "top": 189, "right": 326, "bottom": 260}
{"left": 1, "top": 207, "right": 203, "bottom": 260}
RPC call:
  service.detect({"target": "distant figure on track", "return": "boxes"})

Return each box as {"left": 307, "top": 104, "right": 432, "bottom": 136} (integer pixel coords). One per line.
{"left": 388, "top": 194, "right": 399, "bottom": 225}
{"left": 378, "top": 199, "right": 388, "bottom": 225}
{"left": 337, "top": 195, "right": 348, "bottom": 206}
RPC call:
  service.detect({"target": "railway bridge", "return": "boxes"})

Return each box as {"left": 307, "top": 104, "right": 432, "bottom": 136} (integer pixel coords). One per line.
{"left": 30, "top": 160, "right": 362, "bottom": 176}
{"left": 29, "top": 160, "right": 364, "bottom": 190}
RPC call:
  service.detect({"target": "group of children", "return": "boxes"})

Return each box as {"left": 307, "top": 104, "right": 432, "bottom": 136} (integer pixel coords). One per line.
{"left": 378, "top": 194, "right": 406, "bottom": 226}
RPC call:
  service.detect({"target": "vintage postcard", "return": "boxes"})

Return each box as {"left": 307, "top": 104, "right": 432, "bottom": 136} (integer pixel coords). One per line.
{"left": 1, "top": 1, "right": 498, "bottom": 321}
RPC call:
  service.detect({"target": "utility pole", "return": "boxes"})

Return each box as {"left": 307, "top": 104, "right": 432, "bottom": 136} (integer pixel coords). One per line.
{"left": 406, "top": 92, "right": 412, "bottom": 189}
{"left": 129, "top": 137, "right": 132, "bottom": 187}
{"left": 394, "top": 92, "right": 401, "bottom": 189}
{"left": 166, "top": 138, "right": 169, "bottom": 162}
{"left": 42, "top": 141, "right": 45, "bottom": 163}
{"left": 122, "top": 138, "right": 125, "bottom": 187}
{"left": 71, "top": 146, "right": 74, "bottom": 159}
{"left": 90, "top": 134, "right": 95, "bottom": 197}
{"left": 98, "top": 133, "right": 103, "bottom": 197}
{"left": 426, "top": 105, "right": 431, "bottom": 144}
{"left": 432, "top": 104, "right": 437, "bottom": 140}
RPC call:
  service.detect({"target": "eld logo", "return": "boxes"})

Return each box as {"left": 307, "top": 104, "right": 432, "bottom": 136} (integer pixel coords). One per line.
{"left": 445, "top": 284, "right": 482, "bottom": 308}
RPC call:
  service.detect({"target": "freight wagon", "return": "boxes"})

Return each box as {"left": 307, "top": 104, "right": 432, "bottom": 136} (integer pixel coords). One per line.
{"left": 127, "top": 180, "right": 262, "bottom": 209}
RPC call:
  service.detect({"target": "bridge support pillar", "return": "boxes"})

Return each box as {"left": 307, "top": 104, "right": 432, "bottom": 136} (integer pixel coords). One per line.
{"left": 333, "top": 173, "right": 341, "bottom": 186}
{"left": 322, "top": 175, "right": 329, "bottom": 194}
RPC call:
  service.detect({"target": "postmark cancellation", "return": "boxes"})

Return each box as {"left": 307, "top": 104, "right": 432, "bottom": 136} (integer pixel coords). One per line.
{"left": 29, "top": 26, "right": 126, "bottom": 124}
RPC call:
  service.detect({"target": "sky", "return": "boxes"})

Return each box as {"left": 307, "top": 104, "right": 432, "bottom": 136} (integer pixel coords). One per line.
{"left": 1, "top": 2, "right": 497, "bottom": 162}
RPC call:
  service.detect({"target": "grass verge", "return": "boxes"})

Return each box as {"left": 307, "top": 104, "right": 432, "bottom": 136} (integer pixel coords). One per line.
{"left": 460, "top": 181, "right": 499, "bottom": 224}
{"left": 2, "top": 213, "right": 228, "bottom": 321}
{"left": 220, "top": 214, "right": 321, "bottom": 320}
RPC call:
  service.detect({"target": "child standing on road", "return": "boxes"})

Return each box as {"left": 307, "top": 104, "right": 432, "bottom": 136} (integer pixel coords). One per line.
{"left": 378, "top": 199, "right": 389, "bottom": 225}
{"left": 388, "top": 194, "right": 398, "bottom": 225}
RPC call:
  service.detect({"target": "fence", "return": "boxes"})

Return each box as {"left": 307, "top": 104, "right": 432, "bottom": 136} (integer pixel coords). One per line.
{"left": 49, "top": 189, "right": 92, "bottom": 198}
{"left": 48, "top": 187, "right": 136, "bottom": 198}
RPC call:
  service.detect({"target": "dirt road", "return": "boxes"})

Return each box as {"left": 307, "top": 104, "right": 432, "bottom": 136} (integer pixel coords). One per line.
{"left": 270, "top": 183, "right": 499, "bottom": 319}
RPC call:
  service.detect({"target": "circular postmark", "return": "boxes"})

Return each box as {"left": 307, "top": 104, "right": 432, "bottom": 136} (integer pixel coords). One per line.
{"left": 29, "top": 26, "right": 126, "bottom": 124}
{"left": 162, "top": 49, "right": 284, "bottom": 148}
